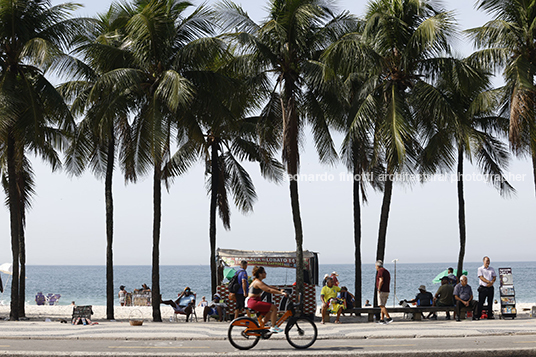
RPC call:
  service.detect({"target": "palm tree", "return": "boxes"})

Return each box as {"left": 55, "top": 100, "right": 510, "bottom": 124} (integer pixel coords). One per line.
{"left": 467, "top": 0, "right": 536, "bottom": 195}
{"left": 59, "top": 3, "right": 136, "bottom": 320}
{"left": 93, "top": 0, "right": 226, "bottom": 321}
{"left": 417, "top": 58, "right": 515, "bottom": 280}
{"left": 0, "top": 0, "right": 85, "bottom": 320}
{"left": 339, "top": 100, "right": 383, "bottom": 310}
{"left": 321, "top": 0, "right": 456, "bottom": 307}
{"left": 307, "top": 42, "right": 383, "bottom": 309}
{"left": 217, "top": 0, "right": 353, "bottom": 293}
{"left": 1, "top": 153, "right": 35, "bottom": 318}
{"left": 204, "top": 119, "right": 283, "bottom": 294}
{"left": 333, "top": 0, "right": 456, "bottom": 265}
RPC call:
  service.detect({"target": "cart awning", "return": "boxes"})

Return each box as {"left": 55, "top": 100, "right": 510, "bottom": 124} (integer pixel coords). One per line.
{"left": 216, "top": 248, "right": 319, "bottom": 285}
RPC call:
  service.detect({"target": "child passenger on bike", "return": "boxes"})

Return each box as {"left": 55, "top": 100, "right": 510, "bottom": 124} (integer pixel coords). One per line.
{"left": 246, "top": 266, "right": 288, "bottom": 333}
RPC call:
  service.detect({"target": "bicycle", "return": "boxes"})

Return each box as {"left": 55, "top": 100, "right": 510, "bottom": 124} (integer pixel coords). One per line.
{"left": 227, "top": 293, "right": 317, "bottom": 350}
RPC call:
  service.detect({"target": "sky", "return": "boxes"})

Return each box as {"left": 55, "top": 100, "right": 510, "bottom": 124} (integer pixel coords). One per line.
{"left": 0, "top": 0, "right": 534, "bottom": 267}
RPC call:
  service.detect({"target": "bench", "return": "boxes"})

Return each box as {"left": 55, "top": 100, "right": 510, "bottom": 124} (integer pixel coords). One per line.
{"left": 346, "top": 306, "right": 457, "bottom": 322}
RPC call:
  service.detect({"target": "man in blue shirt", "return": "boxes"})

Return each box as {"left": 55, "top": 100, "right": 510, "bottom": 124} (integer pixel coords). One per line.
{"left": 454, "top": 276, "right": 478, "bottom": 321}
{"left": 235, "top": 261, "right": 248, "bottom": 319}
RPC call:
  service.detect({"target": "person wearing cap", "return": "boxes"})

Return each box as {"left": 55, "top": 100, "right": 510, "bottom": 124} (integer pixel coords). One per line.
{"left": 118, "top": 286, "right": 127, "bottom": 306}
{"left": 406, "top": 285, "right": 434, "bottom": 307}
{"left": 403, "top": 284, "right": 433, "bottom": 320}
{"left": 203, "top": 293, "right": 227, "bottom": 322}
{"left": 330, "top": 272, "right": 340, "bottom": 286}
{"left": 375, "top": 260, "right": 393, "bottom": 324}
{"left": 322, "top": 274, "right": 329, "bottom": 286}
{"left": 430, "top": 276, "right": 455, "bottom": 320}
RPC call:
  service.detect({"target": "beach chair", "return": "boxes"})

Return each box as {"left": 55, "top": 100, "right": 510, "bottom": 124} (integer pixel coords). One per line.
{"left": 173, "top": 294, "right": 197, "bottom": 322}
{"left": 35, "top": 292, "right": 45, "bottom": 306}
{"left": 72, "top": 305, "right": 93, "bottom": 325}
{"left": 48, "top": 294, "right": 61, "bottom": 305}
{"left": 207, "top": 304, "right": 228, "bottom": 322}
{"left": 45, "top": 293, "right": 53, "bottom": 305}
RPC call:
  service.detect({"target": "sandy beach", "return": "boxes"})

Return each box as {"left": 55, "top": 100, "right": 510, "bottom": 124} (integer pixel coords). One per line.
{"left": 0, "top": 302, "right": 534, "bottom": 322}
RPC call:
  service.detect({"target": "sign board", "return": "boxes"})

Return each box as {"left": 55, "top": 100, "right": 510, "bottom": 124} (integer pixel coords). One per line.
{"left": 498, "top": 267, "right": 516, "bottom": 319}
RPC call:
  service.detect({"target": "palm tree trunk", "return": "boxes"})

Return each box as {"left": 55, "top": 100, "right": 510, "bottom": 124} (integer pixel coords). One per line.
{"left": 105, "top": 135, "right": 115, "bottom": 320}
{"left": 374, "top": 173, "right": 393, "bottom": 308}
{"left": 532, "top": 149, "right": 536, "bottom": 197}
{"left": 290, "top": 178, "right": 304, "bottom": 294}
{"left": 282, "top": 85, "right": 304, "bottom": 296}
{"left": 353, "top": 164, "right": 362, "bottom": 311}
{"left": 7, "top": 132, "right": 20, "bottom": 321}
{"left": 209, "top": 141, "right": 218, "bottom": 296}
{"left": 456, "top": 148, "right": 466, "bottom": 281}
{"left": 18, "top": 208, "right": 26, "bottom": 317}
{"left": 152, "top": 165, "right": 162, "bottom": 322}
{"left": 376, "top": 173, "right": 393, "bottom": 262}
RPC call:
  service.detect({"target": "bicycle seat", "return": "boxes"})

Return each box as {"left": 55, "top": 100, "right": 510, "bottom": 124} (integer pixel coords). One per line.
{"left": 247, "top": 308, "right": 264, "bottom": 317}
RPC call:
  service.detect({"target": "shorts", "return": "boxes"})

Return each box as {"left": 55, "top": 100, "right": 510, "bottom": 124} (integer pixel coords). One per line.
{"left": 235, "top": 294, "right": 246, "bottom": 310}
{"left": 247, "top": 297, "right": 272, "bottom": 314}
{"left": 208, "top": 307, "right": 218, "bottom": 315}
{"left": 377, "top": 291, "right": 389, "bottom": 306}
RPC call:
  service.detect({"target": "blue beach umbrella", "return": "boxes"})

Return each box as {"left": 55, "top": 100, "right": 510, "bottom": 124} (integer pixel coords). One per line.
{"left": 432, "top": 269, "right": 468, "bottom": 283}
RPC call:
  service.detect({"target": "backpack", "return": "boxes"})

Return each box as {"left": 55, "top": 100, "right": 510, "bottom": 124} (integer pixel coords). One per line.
{"left": 228, "top": 271, "right": 240, "bottom": 293}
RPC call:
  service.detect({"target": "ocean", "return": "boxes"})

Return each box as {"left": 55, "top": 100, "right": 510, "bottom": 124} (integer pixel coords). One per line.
{"left": 1, "top": 262, "right": 535, "bottom": 307}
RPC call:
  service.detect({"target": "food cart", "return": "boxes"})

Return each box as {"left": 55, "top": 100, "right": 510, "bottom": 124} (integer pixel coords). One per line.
{"left": 216, "top": 248, "right": 319, "bottom": 317}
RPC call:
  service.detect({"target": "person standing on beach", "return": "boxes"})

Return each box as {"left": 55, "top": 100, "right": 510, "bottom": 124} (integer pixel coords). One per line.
{"left": 447, "top": 267, "right": 458, "bottom": 285}
{"left": 375, "top": 260, "right": 393, "bottom": 324}
{"left": 198, "top": 296, "right": 208, "bottom": 308}
{"left": 330, "top": 272, "right": 340, "bottom": 286}
{"left": 118, "top": 286, "right": 127, "bottom": 306}
{"left": 477, "top": 256, "right": 496, "bottom": 319}
{"left": 235, "top": 260, "right": 249, "bottom": 319}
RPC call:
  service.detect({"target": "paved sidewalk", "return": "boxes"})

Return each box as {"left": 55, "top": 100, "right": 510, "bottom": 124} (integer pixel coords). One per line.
{"left": 1, "top": 314, "right": 536, "bottom": 340}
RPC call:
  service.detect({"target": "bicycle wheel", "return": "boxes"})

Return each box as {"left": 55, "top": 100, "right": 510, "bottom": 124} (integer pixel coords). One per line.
{"left": 285, "top": 317, "right": 317, "bottom": 349}
{"left": 228, "top": 317, "right": 261, "bottom": 350}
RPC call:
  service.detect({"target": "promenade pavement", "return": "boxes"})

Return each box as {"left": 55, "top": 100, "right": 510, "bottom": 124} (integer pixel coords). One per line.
{"left": 1, "top": 312, "right": 536, "bottom": 356}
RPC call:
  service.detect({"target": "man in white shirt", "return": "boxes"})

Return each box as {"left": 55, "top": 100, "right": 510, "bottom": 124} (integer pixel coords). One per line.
{"left": 477, "top": 256, "right": 496, "bottom": 319}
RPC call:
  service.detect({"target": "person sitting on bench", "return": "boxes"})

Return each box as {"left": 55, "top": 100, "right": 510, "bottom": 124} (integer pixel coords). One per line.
{"left": 406, "top": 285, "right": 433, "bottom": 306}
{"left": 454, "top": 276, "right": 478, "bottom": 322}
{"left": 320, "top": 277, "right": 343, "bottom": 324}
{"left": 403, "top": 284, "right": 433, "bottom": 319}
{"left": 430, "top": 276, "right": 455, "bottom": 320}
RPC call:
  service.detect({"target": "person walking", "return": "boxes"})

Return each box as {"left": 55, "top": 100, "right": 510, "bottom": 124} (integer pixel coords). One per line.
{"left": 477, "top": 256, "right": 496, "bottom": 319}
{"left": 235, "top": 260, "right": 249, "bottom": 319}
{"left": 375, "top": 260, "right": 393, "bottom": 324}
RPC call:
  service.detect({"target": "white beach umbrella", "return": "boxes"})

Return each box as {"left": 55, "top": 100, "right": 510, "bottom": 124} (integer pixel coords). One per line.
{"left": 0, "top": 263, "right": 12, "bottom": 275}
{"left": 0, "top": 263, "right": 9, "bottom": 296}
